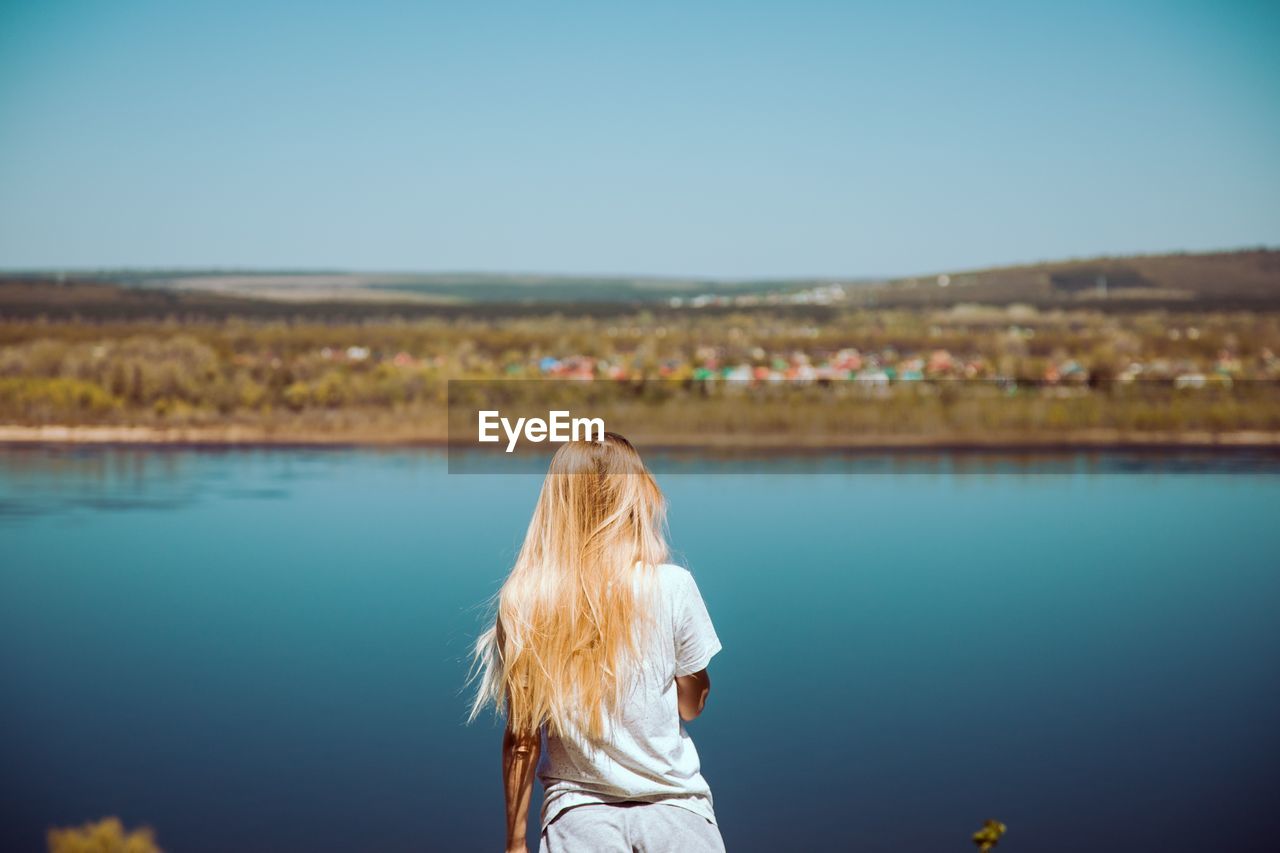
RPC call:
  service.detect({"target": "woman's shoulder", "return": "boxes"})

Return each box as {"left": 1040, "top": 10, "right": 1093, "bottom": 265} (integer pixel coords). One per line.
{"left": 641, "top": 561, "right": 688, "bottom": 579}
{"left": 644, "top": 562, "right": 695, "bottom": 595}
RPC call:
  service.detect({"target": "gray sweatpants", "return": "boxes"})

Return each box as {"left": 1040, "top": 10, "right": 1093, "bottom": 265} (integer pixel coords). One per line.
{"left": 540, "top": 801, "right": 726, "bottom": 852}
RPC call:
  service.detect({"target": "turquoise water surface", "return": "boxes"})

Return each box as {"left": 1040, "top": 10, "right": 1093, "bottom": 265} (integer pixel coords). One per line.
{"left": 1, "top": 447, "right": 1278, "bottom": 852}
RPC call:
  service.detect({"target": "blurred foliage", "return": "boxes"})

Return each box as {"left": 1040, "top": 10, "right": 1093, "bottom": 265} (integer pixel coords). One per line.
{"left": 47, "top": 817, "right": 161, "bottom": 853}
{"left": 972, "top": 819, "right": 1007, "bottom": 852}
{"left": 0, "top": 309, "right": 1277, "bottom": 439}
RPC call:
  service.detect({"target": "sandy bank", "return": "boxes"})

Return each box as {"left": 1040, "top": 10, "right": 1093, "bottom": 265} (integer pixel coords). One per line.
{"left": 2, "top": 424, "right": 1280, "bottom": 451}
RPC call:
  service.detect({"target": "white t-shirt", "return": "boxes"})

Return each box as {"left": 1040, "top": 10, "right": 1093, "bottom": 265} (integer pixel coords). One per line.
{"left": 537, "top": 562, "right": 723, "bottom": 830}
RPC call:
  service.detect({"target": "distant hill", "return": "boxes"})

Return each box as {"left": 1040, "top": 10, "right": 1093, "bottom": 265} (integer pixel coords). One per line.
{"left": 858, "top": 249, "right": 1280, "bottom": 310}
{"left": 1, "top": 249, "right": 1277, "bottom": 319}
{"left": 0, "top": 269, "right": 842, "bottom": 320}
{"left": 22, "top": 269, "right": 811, "bottom": 304}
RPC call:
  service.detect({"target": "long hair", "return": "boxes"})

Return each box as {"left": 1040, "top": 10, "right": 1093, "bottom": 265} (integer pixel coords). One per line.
{"left": 468, "top": 432, "right": 669, "bottom": 742}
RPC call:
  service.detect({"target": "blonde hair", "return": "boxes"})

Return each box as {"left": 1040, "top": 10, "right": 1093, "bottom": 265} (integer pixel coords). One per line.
{"left": 468, "top": 432, "right": 669, "bottom": 742}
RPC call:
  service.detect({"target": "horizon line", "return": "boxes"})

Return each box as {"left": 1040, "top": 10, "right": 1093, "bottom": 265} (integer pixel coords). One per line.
{"left": 0, "top": 243, "right": 1276, "bottom": 284}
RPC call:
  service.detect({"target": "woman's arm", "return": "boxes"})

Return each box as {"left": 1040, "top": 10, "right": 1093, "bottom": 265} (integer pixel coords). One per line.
{"left": 675, "top": 668, "right": 711, "bottom": 721}
{"left": 502, "top": 724, "right": 541, "bottom": 853}
{"left": 496, "top": 614, "right": 540, "bottom": 853}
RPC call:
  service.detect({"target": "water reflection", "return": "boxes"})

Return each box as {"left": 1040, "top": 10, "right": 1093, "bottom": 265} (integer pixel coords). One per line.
{"left": 5, "top": 446, "right": 1280, "bottom": 521}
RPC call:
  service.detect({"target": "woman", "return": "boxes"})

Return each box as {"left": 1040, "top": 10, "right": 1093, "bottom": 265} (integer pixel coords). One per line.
{"left": 469, "top": 433, "right": 725, "bottom": 852}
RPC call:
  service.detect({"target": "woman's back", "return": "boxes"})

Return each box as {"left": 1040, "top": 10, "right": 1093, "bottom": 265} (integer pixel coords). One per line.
{"left": 537, "top": 562, "right": 723, "bottom": 831}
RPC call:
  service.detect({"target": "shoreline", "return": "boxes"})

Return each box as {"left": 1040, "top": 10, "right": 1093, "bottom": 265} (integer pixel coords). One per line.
{"left": 3, "top": 424, "right": 1280, "bottom": 453}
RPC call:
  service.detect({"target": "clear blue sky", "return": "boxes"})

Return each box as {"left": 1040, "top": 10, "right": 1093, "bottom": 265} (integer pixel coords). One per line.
{"left": 1, "top": 0, "right": 1277, "bottom": 277}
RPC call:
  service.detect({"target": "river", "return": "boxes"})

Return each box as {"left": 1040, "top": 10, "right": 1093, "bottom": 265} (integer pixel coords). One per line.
{"left": 2, "top": 447, "right": 1277, "bottom": 851}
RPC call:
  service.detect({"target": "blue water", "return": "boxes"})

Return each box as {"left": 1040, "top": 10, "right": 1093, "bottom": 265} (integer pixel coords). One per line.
{"left": 1, "top": 447, "right": 1278, "bottom": 852}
